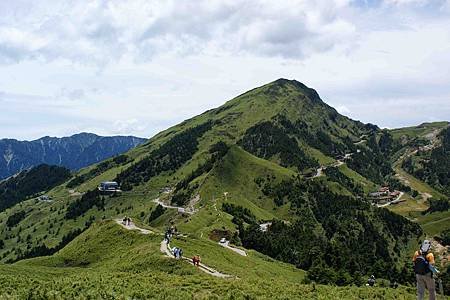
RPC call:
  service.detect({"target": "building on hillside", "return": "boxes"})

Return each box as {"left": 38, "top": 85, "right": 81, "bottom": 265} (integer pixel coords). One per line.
{"left": 38, "top": 195, "right": 52, "bottom": 202}
{"left": 98, "top": 181, "right": 121, "bottom": 193}
{"left": 160, "top": 187, "right": 173, "bottom": 194}
{"left": 369, "top": 186, "right": 402, "bottom": 205}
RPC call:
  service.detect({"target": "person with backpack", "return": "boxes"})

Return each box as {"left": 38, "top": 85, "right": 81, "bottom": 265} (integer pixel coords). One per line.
{"left": 367, "top": 275, "right": 375, "bottom": 287}
{"left": 413, "top": 240, "right": 439, "bottom": 300}
{"left": 172, "top": 247, "right": 178, "bottom": 258}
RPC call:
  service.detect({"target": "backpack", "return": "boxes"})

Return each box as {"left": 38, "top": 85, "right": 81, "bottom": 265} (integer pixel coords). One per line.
{"left": 414, "top": 252, "right": 430, "bottom": 275}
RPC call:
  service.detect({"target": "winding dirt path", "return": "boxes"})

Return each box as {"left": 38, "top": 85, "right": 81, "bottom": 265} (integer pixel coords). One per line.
{"left": 115, "top": 218, "right": 232, "bottom": 278}
{"left": 115, "top": 219, "right": 153, "bottom": 234}
{"left": 160, "top": 240, "right": 232, "bottom": 278}
{"left": 153, "top": 198, "right": 197, "bottom": 215}
{"left": 218, "top": 241, "right": 247, "bottom": 256}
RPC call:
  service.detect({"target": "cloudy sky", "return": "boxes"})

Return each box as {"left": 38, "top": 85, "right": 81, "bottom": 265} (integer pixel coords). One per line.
{"left": 1, "top": 0, "right": 449, "bottom": 140}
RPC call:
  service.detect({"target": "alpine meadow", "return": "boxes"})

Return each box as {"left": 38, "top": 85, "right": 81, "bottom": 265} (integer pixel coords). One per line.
{"left": 1, "top": 79, "right": 449, "bottom": 299}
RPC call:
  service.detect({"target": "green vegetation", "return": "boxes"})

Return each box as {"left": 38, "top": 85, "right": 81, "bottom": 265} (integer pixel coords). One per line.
{"left": 115, "top": 121, "right": 212, "bottom": 190}
{"left": 390, "top": 122, "right": 449, "bottom": 141}
{"left": 0, "top": 221, "right": 418, "bottom": 299}
{"left": 440, "top": 228, "right": 450, "bottom": 246}
{"left": 222, "top": 203, "right": 258, "bottom": 225}
{"left": 240, "top": 177, "right": 421, "bottom": 285}
{"left": 324, "top": 166, "right": 364, "bottom": 196}
{"left": 66, "top": 154, "right": 130, "bottom": 188}
{"left": 6, "top": 210, "right": 26, "bottom": 227}
{"left": 346, "top": 134, "right": 393, "bottom": 184}
{"left": 425, "top": 198, "right": 450, "bottom": 214}
{"left": 12, "top": 227, "right": 86, "bottom": 262}
{"left": 239, "top": 119, "right": 318, "bottom": 171}
{"left": 65, "top": 189, "right": 105, "bottom": 219}
{"left": 418, "top": 211, "right": 450, "bottom": 235}
{"left": 149, "top": 204, "right": 166, "bottom": 223}
{"left": 402, "top": 127, "right": 450, "bottom": 196}
{"left": 0, "top": 164, "right": 71, "bottom": 212}
{"left": 0, "top": 79, "right": 447, "bottom": 298}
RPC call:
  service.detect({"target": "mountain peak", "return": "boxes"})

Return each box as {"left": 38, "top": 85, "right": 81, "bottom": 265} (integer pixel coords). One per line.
{"left": 258, "top": 78, "right": 322, "bottom": 103}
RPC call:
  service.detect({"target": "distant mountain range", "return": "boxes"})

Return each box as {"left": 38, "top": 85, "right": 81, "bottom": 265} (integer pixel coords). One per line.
{"left": 0, "top": 133, "right": 146, "bottom": 179}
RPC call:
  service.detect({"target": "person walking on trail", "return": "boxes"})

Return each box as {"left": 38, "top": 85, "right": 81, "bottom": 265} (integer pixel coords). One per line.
{"left": 192, "top": 255, "right": 201, "bottom": 267}
{"left": 164, "top": 231, "right": 171, "bottom": 243}
{"left": 413, "top": 240, "right": 439, "bottom": 300}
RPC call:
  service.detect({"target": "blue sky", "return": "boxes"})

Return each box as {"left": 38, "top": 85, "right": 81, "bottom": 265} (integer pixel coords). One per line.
{"left": 0, "top": 0, "right": 449, "bottom": 140}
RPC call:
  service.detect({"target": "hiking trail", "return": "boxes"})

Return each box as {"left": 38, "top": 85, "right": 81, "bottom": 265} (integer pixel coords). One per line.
{"left": 115, "top": 219, "right": 153, "bottom": 234}
{"left": 153, "top": 198, "right": 197, "bottom": 215}
{"left": 115, "top": 218, "right": 233, "bottom": 278}
{"left": 218, "top": 241, "right": 247, "bottom": 256}
{"left": 160, "top": 240, "right": 233, "bottom": 278}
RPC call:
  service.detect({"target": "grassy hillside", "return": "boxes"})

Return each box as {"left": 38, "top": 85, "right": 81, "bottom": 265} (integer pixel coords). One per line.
{"left": 0, "top": 79, "right": 447, "bottom": 297}
{"left": 388, "top": 122, "right": 450, "bottom": 236}
{"left": 0, "top": 220, "right": 419, "bottom": 299}
{"left": 390, "top": 122, "right": 449, "bottom": 141}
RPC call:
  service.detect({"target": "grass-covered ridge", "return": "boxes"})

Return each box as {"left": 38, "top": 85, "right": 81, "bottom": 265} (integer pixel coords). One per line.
{"left": 0, "top": 220, "right": 418, "bottom": 299}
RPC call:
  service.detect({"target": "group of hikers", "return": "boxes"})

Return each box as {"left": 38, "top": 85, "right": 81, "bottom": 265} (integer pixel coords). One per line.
{"left": 163, "top": 224, "right": 202, "bottom": 267}
{"left": 126, "top": 215, "right": 444, "bottom": 298}
{"left": 171, "top": 246, "right": 183, "bottom": 259}
{"left": 122, "top": 216, "right": 132, "bottom": 226}
{"left": 164, "top": 225, "right": 177, "bottom": 243}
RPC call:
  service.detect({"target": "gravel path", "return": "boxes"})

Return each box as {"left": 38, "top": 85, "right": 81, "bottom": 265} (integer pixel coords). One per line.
{"left": 115, "top": 218, "right": 232, "bottom": 278}
{"left": 115, "top": 219, "right": 153, "bottom": 234}
{"left": 160, "top": 240, "right": 232, "bottom": 278}
{"left": 218, "top": 241, "right": 247, "bottom": 257}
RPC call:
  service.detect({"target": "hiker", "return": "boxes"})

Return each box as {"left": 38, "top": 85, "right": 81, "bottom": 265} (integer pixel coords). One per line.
{"left": 413, "top": 240, "right": 439, "bottom": 300}
{"left": 127, "top": 217, "right": 132, "bottom": 226}
{"left": 164, "top": 232, "right": 171, "bottom": 243}
{"left": 178, "top": 248, "right": 183, "bottom": 259}
{"left": 172, "top": 247, "right": 179, "bottom": 258}
{"left": 367, "top": 275, "right": 375, "bottom": 287}
{"left": 192, "top": 255, "right": 201, "bottom": 267}
{"left": 122, "top": 217, "right": 127, "bottom": 225}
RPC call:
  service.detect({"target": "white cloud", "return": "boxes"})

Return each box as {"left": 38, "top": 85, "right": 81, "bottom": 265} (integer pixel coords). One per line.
{"left": 336, "top": 105, "right": 351, "bottom": 114}
{"left": 0, "top": 0, "right": 449, "bottom": 139}
{"left": 0, "top": 0, "right": 358, "bottom": 65}
{"left": 113, "top": 119, "right": 146, "bottom": 135}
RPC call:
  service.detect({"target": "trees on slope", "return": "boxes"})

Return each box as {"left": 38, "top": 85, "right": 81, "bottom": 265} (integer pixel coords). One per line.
{"left": 0, "top": 164, "right": 71, "bottom": 212}
{"left": 238, "top": 178, "right": 421, "bottom": 286}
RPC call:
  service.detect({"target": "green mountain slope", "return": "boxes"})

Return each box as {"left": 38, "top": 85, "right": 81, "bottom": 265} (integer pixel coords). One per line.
{"left": 0, "top": 220, "right": 418, "bottom": 299}
{"left": 0, "top": 164, "right": 71, "bottom": 212}
{"left": 0, "top": 79, "right": 446, "bottom": 297}
{"left": 387, "top": 122, "right": 450, "bottom": 235}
